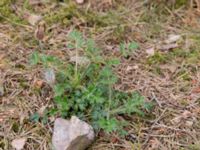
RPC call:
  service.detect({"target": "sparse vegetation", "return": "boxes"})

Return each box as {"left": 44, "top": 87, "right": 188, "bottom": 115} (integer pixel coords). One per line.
{"left": 31, "top": 30, "right": 148, "bottom": 134}
{"left": 0, "top": 0, "right": 200, "bottom": 149}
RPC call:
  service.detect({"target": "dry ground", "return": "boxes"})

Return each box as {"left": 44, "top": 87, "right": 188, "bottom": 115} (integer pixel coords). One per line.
{"left": 0, "top": 0, "right": 200, "bottom": 150}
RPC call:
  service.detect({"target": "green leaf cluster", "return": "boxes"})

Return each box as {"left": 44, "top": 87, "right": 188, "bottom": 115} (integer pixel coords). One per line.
{"left": 119, "top": 41, "right": 139, "bottom": 57}
{"left": 31, "top": 30, "right": 149, "bottom": 134}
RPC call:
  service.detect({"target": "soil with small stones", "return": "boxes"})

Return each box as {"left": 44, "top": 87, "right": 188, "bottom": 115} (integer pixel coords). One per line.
{"left": 0, "top": 0, "right": 200, "bottom": 150}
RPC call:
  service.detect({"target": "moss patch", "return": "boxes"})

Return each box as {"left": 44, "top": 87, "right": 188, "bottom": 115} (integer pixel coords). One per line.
{"left": 0, "top": 0, "right": 24, "bottom": 24}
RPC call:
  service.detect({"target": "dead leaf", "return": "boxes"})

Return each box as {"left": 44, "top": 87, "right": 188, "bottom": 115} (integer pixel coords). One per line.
{"left": 185, "top": 120, "right": 193, "bottom": 127}
{"left": 33, "top": 79, "right": 44, "bottom": 89}
{"left": 70, "top": 56, "right": 90, "bottom": 66}
{"left": 182, "top": 110, "right": 192, "bottom": 119}
{"left": 11, "top": 138, "right": 27, "bottom": 150}
{"left": 0, "top": 105, "right": 18, "bottom": 122}
{"left": 192, "top": 87, "right": 200, "bottom": 93}
{"left": 25, "top": 13, "right": 42, "bottom": 26}
{"left": 49, "top": 116, "right": 56, "bottom": 122}
{"left": 126, "top": 66, "right": 133, "bottom": 71}
{"left": 148, "top": 138, "right": 160, "bottom": 150}
{"left": 171, "top": 110, "right": 192, "bottom": 124}
{"left": 0, "top": 53, "right": 10, "bottom": 69}
{"left": 183, "top": 10, "right": 200, "bottom": 27}
{"left": 192, "top": 79, "right": 198, "bottom": 85}
{"left": 34, "top": 21, "right": 46, "bottom": 41}
{"left": 171, "top": 116, "right": 181, "bottom": 124}
{"left": 0, "top": 33, "right": 11, "bottom": 49}
{"left": 165, "top": 34, "right": 181, "bottom": 44}
{"left": 160, "top": 64, "right": 177, "bottom": 73}
{"left": 0, "top": 58, "right": 9, "bottom": 69}
{"left": 158, "top": 43, "right": 178, "bottom": 51}
{"left": 146, "top": 47, "right": 155, "bottom": 56}
{"left": 38, "top": 105, "right": 47, "bottom": 116}
{"left": 184, "top": 37, "right": 193, "bottom": 51}
{"left": 19, "top": 112, "right": 28, "bottom": 125}
{"left": 126, "top": 65, "right": 138, "bottom": 71}
{"left": 111, "top": 136, "right": 119, "bottom": 143}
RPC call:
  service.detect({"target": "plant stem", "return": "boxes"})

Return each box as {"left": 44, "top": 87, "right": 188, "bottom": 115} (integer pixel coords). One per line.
{"left": 107, "top": 83, "right": 112, "bottom": 120}
{"left": 75, "top": 43, "right": 78, "bottom": 82}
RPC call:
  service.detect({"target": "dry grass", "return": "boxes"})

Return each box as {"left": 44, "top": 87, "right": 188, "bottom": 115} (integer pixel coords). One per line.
{"left": 0, "top": 0, "right": 200, "bottom": 149}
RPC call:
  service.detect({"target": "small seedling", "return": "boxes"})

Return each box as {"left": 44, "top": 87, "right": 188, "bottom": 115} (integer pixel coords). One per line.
{"left": 31, "top": 30, "right": 148, "bottom": 134}
{"left": 119, "top": 41, "right": 139, "bottom": 57}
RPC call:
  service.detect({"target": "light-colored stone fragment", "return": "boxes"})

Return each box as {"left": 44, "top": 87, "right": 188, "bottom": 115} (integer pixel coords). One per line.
{"left": 146, "top": 47, "right": 155, "bottom": 56}
{"left": 52, "top": 116, "right": 95, "bottom": 150}
{"left": 11, "top": 138, "right": 27, "bottom": 150}
{"left": 165, "top": 34, "right": 181, "bottom": 44}
{"left": 76, "top": 0, "right": 84, "bottom": 4}
{"left": 27, "top": 14, "right": 42, "bottom": 26}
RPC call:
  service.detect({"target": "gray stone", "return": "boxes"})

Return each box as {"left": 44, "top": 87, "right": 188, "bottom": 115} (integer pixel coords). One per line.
{"left": 52, "top": 116, "right": 95, "bottom": 150}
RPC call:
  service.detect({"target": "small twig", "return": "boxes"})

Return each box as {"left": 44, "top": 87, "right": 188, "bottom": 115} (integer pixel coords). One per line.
{"left": 152, "top": 92, "right": 163, "bottom": 107}
{"left": 143, "top": 133, "right": 175, "bottom": 138}
{"left": 75, "top": 43, "right": 78, "bottom": 81}
{"left": 143, "top": 108, "right": 167, "bottom": 147}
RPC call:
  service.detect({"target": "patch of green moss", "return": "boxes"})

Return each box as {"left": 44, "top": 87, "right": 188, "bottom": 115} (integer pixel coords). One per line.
{"left": 44, "top": 2, "right": 77, "bottom": 25}
{"left": 148, "top": 65, "right": 164, "bottom": 77}
{"left": 44, "top": 2, "right": 124, "bottom": 28}
{"left": 175, "top": 69, "right": 191, "bottom": 81}
{"left": 23, "top": 0, "right": 33, "bottom": 12}
{"left": 112, "top": 25, "right": 127, "bottom": 41}
{"left": 0, "top": 0, "right": 25, "bottom": 24}
{"left": 180, "top": 99, "right": 189, "bottom": 107}
{"left": 170, "top": 48, "right": 187, "bottom": 57}
{"left": 11, "top": 121, "right": 20, "bottom": 132}
{"left": 140, "top": 7, "right": 168, "bottom": 38}
{"left": 44, "top": 1, "right": 130, "bottom": 42}
{"left": 0, "top": 0, "right": 15, "bottom": 18}
{"left": 174, "top": 0, "right": 188, "bottom": 8}
{"left": 148, "top": 0, "right": 188, "bottom": 9}
{"left": 188, "top": 143, "right": 200, "bottom": 150}
{"left": 147, "top": 52, "right": 168, "bottom": 65}
{"left": 186, "top": 51, "right": 200, "bottom": 64}
{"left": 85, "top": 10, "right": 123, "bottom": 27}
{"left": 147, "top": 47, "right": 200, "bottom": 66}
{"left": 0, "top": 139, "right": 7, "bottom": 150}
{"left": 170, "top": 49, "right": 200, "bottom": 65}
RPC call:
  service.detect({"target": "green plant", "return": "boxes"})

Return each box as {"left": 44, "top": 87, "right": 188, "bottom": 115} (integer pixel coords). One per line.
{"left": 31, "top": 30, "right": 148, "bottom": 134}
{"left": 0, "top": 0, "right": 26, "bottom": 25}
{"left": 119, "top": 41, "right": 139, "bottom": 57}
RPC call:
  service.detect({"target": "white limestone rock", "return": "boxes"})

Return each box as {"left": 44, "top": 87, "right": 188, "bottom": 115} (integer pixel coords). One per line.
{"left": 52, "top": 116, "right": 95, "bottom": 150}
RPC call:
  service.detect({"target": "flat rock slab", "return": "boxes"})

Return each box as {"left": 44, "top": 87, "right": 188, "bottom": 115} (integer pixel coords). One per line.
{"left": 52, "top": 116, "right": 95, "bottom": 150}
